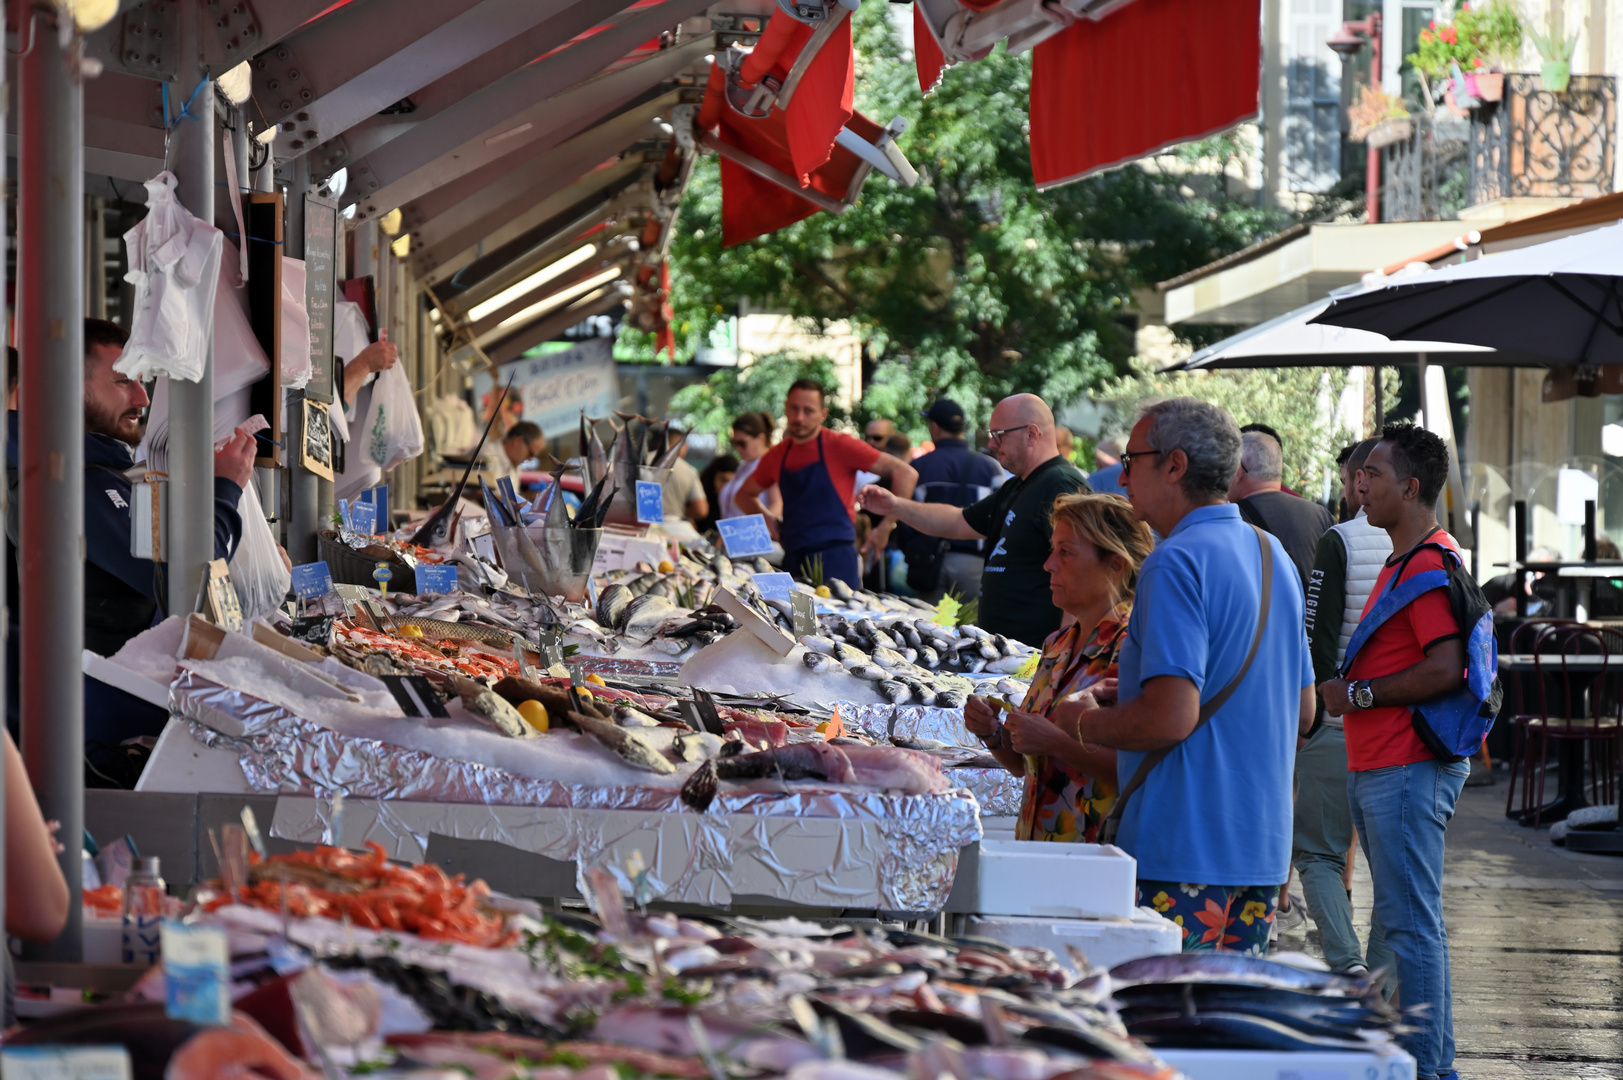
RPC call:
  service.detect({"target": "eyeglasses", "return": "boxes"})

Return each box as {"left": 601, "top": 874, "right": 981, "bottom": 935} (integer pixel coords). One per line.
{"left": 986, "top": 425, "right": 1031, "bottom": 445}
{"left": 1118, "top": 446, "right": 1166, "bottom": 476}
{"left": 866, "top": 433, "right": 889, "bottom": 444}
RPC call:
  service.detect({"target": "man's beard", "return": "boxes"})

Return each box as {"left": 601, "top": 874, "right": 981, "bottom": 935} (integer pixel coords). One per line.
{"left": 86, "top": 401, "right": 142, "bottom": 446}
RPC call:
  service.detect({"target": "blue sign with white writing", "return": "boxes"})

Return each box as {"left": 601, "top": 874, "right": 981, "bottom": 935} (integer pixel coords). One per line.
{"left": 754, "top": 572, "right": 793, "bottom": 602}
{"left": 349, "top": 500, "right": 377, "bottom": 536}
{"left": 418, "top": 564, "right": 458, "bottom": 595}
{"left": 635, "top": 480, "right": 665, "bottom": 524}
{"left": 290, "top": 561, "right": 335, "bottom": 600}
{"left": 337, "top": 499, "right": 353, "bottom": 530}
{"left": 716, "top": 514, "right": 774, "bottom": 558}
{"left": 357, "top": 485, "right": 388, "bottom": 534}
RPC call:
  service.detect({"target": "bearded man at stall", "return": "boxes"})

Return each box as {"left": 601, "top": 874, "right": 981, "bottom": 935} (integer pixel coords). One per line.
{"left": 5, "top": 318, "right": 255, "bottom": 782}
{"left": 1068, "top": 397, "right": 1314, "bottom": 954}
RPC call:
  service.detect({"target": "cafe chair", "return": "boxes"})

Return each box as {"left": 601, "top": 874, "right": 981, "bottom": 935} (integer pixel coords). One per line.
{"left": 1503, "top": 620, "right": 1581, "bottom": 819}
{"left": 1517, "top": 626, "right": 1623, "bottom": 827}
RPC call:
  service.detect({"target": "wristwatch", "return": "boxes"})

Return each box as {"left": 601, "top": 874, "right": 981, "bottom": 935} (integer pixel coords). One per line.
{"left": 1349, "top": 679, "right": 1376, "bottom": 710}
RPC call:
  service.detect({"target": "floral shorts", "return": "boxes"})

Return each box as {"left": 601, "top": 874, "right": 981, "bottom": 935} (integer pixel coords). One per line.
{"left": 1137, "top": 879, "right": 1277, "bottom": 956}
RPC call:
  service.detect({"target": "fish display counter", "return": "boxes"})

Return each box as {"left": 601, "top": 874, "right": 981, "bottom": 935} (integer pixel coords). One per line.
{"left": 16, "top": 837, "right": 1415, "bottom": 1080}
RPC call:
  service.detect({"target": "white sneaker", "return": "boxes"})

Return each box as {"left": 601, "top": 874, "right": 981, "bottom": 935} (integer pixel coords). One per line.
{"left": 1274, "top": 893, "right": 1308, "bottom": 934}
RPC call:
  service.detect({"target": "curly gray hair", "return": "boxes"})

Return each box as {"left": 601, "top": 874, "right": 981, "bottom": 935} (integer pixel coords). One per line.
{"left": 1137, "top": 397, "right": 1242, "bottom": 499}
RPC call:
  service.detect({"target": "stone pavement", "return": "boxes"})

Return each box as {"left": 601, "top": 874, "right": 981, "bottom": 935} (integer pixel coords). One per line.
{"left": 1278, "top": 777, "right": 1623, "bottom": 1079}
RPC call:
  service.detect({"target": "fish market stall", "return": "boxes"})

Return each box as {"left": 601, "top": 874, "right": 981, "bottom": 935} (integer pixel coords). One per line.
{"left": 12, "top": 837, "right": 1415, "bottom": 1080}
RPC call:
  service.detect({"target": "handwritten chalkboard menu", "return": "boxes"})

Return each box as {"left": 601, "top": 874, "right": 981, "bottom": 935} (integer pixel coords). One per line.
{"left": 303, "top": 193, "right": 339, "bottom": 405}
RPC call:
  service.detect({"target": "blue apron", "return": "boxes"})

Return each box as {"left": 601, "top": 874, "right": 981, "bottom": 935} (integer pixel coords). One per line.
{"left": 779, "top": 432, "right": 861, "bottom": 588}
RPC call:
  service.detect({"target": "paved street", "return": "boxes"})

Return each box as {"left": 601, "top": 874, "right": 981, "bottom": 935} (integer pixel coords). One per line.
{"left": 1280, "top": 777, "right": 1623, "bottom": 1079}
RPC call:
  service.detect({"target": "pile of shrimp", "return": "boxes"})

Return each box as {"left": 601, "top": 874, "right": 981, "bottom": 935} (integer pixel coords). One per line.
{"left": 213, "top": 842, "right": 517, "bottom": 949}
{"left": 335, "top": 625, "right": 518, "bottom": 682}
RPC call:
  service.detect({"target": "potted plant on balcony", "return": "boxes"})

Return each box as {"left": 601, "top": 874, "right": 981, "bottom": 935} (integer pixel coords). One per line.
{"left": 1459, "top": 0, "right": 1523, "bottom": 101}
{"left": 1531, "top": 17, "right": 1579, "bottom": 93}
{"left": 1408, "top": 13, "right": 1481, "bottom": 114}
{"left": 1349, "top": 83, "right": 1413, "bottom": 149}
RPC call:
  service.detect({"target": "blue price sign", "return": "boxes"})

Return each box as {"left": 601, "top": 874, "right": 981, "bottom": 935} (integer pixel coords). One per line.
{"left": 635, "top": 480, "right": 665, "bottom": 524}
{"left": 337, "top": 499, "right": 353, "bottom": 530}
{"left": 754, "top": 572, "right": 793, "bottom": 601}
{"left": 418, "top": 564, "right": 458, "bottom": 595}
{"left": 716, "top": 514, "right": 773, "bottom": 558}
{"left": 290, "top": 561, "right": 335, "bottom": 600}
{"left": 358, "top": 485, "right": 388, "bottom": 533}
{"left": 350, "top": 500, "right": 377, "bottom": 536}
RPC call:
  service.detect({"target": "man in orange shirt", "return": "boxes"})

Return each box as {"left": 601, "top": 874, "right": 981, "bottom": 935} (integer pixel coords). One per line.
{"left": 1318, "top": 423, "right": 1468, "bottom": 1080}
{"left": 735, "top": 379, "right": 916, "bottom": 588}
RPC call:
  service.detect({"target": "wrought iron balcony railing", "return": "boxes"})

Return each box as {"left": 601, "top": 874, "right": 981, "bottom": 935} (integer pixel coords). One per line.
{"left": 1468, "top": 74, "right": 1616, "bottom": 204}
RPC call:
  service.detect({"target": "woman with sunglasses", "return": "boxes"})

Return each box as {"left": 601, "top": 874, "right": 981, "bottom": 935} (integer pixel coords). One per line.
{"left": 718, "top": 412, "right": 782, "bottom": 521}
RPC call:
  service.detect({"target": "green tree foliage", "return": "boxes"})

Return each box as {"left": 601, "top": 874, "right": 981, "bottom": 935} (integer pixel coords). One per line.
{"left": 666, "top": 4, "right": 1287, "bottom": 435}
{"left": 668, "top": 352, "right": 850, "bottom": 436}
{"left": 1092, "top": 363, "right": 1402, "bottom": 499}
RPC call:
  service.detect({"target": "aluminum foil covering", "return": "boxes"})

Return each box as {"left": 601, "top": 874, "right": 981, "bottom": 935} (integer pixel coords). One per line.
{"left": 173, "top": 670, "right": 981, "bottom": 914}
{"left": 838, "top": 701, "right": 1023, "bottom": 817}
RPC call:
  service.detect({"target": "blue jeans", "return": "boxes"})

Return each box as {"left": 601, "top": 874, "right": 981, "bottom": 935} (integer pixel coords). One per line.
{"left": 1349, "top": 758, "right": 1469, "bottom": 1080}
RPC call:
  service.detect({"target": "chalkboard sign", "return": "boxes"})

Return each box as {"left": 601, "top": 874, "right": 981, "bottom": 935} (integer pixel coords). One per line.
{"left": 303, "top": 193, "right": 339, "bottom": 405}
{"left": 289, "top": 614, "right": 335, "bottom": 647}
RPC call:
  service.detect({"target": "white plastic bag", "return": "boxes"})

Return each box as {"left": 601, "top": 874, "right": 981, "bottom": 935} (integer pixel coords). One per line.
{"left": 280, "top": 257, "right": 312, "bottom": 389}
{"left": 230, "top": 473, "right": 291, "bottom": 620}
{"left": 360, "top": 361, "right": 424, "bottom": 471}
{"left": 118, "top": 171, "right": 224, "bottom": 383}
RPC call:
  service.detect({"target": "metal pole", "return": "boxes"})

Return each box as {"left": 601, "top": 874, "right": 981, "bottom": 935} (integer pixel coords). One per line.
{"left": 1373, "top": 365, "right": 1385, "bottom": 430}
{"left": 284, "top": 157, "right": 320, "bottom": 562}
{"left": 167, "top": 4, "right": 217, "bottom": 616}
{"left": 18, "top": 3, "right": 83, "bottom": 960}
{"left": 87, "top": 196, "right": 106, "bottom": 319}
{"left": 0, "top": 0, "right": 11, "bottom": 959}
{"left": 249, "top": 111, "right": 275, "bottom": 194}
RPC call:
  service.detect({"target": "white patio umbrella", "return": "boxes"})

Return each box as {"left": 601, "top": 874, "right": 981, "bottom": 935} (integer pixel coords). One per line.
{"left": 1310, "top": 220, "right": 1623, "bottom": 364}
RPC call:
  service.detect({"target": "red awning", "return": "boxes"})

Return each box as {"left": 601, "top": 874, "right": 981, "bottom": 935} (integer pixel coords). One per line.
{"left": 1027, "top": 0, "right": 1261, "bottom": 189}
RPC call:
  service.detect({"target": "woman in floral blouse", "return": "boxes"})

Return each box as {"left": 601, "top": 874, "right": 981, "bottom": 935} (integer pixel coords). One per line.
{"left": 964, "top": 493, "right": 1153, "bottom": 842}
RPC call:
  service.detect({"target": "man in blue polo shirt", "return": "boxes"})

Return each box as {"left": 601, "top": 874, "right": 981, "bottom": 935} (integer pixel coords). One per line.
{"left": 1069, "top": 397, "right": 1314, "bottom": 954}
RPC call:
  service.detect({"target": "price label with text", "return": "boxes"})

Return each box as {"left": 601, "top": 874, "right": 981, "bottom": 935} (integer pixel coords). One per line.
{"left": 716, "top": 514, "right": 773, "bottom": 558}
{"left": 754, "top": 572, "right": 794, "bottom": 602}
{"left": 417, "top": 564, "right": 458, "bottom": 595}
{"left": 635, "top": 481, "right": 665, "bottom": 524}
{"left": 349, "top": 500, "right": 377, "bottom": 536}
{"left": 290, "top": 561, "right": 335, "bottom": 600}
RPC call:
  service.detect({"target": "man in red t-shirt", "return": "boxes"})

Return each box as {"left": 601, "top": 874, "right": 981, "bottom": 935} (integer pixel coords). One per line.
{"left": 1318, "top": 423, "right": 1468, "bottom": 1080}
{"left": 735, "top": 379, "right": 916, "bottom": 588}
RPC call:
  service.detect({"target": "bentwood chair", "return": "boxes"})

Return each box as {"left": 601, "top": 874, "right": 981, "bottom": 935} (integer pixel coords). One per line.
{"left": 1517, "top": 626, "right": 1623, "bottom": 826}
{"left": 1503, "top": 620, "right": 1581, "bottom": 818}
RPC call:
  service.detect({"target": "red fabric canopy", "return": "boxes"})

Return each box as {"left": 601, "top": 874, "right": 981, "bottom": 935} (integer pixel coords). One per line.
{"left": 1028, "top": 0, "right": 1261, "bottom": 189}
{"left": 696, "top": 9, "right": 867, "bottom": 246}
{"left": 913, "top": 3, "right": 947, "bottom": 95}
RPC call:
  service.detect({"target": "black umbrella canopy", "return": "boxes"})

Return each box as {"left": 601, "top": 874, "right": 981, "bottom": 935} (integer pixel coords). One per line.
{"left": 1311, "top": 221, "right": 1623, "bottom": 366}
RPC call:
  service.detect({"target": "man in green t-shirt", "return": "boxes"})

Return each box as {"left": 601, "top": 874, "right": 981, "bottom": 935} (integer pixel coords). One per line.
{"left": 858, "top": 393, "right": 1089, "bottom": 647}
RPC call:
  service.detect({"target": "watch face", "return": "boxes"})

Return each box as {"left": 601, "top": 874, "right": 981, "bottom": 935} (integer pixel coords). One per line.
{"left": 1354, "top": 685, "right": 1375, "bottom": 709}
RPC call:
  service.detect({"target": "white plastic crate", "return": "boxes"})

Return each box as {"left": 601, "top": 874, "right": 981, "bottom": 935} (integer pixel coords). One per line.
{"left": 951, "top": 838, "right": 1137, "bottom": 919}
{"left": 1158, "top": 1047, "right": 1416, "bottom": 1080}
{"left": 965, "top": 907, "right": 1180, "bottom": 972}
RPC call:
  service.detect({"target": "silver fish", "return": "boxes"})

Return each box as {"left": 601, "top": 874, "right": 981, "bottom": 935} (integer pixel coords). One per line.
{"left": 918, "top": 646, "right": 941, "bottom": 669}
{"left": 871, "top": 629, "right": 901, "bottom": 651}
{"left": 995, "top": 677, "right": 1027, "bottom": 697}
{"left": 596, "top": 583, "right": 633, "bottom": 629}
{"left": 833, "top": 642, "right": 869, "bottom": 669}
{"left": 613, "top": 704, "right": 661, "bottom": 727}
{"left": 800, "top": 635, "right": 838, "bottom": 655}
{"left": 569, "top": 710, "right": 674, "bottom": 775}
{"left": 653, "top": 637, "right": 691, "bottom": 656}
{"left": 936, "top": 690, "right": 967, "bottom": 709}
{"left": 870, "top": 647, "right": 907, "bottom": 671}
{"left": 829, "top": 579, "right": 855, "bottom": 602}
{"left": 878, "top": 679, "right": 912, "bottom": 705}
{"left": 849, "top": 663, "right": 887, "bottom": 682}
{"left": 803, "top": 651, "right": 835, "bottom": 674}
{"left": 988, "top": 653, "right": 1028, "bottom": 674}
{"left": 466, "top": 689, "right": 537, "bottom": 739}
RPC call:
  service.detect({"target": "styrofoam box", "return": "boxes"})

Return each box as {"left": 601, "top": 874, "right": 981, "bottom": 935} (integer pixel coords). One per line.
{"left": 1158, "top": 1047, "right": 1417, "bottom": 1080}
{"left": 956, "top": 839, "right": 1137, "bottom": 919}
{"left": 966, "top": 907, "right": 1180, "bottom": 972}
{"left": 82, "top": 914, "right": 123, "bottom": 965}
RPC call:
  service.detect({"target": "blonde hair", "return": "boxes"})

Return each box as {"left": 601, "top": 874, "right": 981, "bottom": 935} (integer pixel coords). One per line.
{"left": 1049, "top": 492, "right": 1154, "bottom": 604}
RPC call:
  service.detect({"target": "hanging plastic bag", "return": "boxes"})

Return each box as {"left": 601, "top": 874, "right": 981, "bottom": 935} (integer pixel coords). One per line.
{"left": 229, "top": 470, "right": 291, "bottom": 620}
{"left": 360, "top": 360, "right": 425, "bottom": 472}
{"left": 117, "top": 171, "right": 224, "bottom": 383}
{"left": 280, "top": 257, "right": 312, "bottom": 388}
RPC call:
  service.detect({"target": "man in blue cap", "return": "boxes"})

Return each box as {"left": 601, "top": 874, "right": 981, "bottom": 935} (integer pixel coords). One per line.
{"left": 893, "top": 398, "right": 1005, "bottom": 602}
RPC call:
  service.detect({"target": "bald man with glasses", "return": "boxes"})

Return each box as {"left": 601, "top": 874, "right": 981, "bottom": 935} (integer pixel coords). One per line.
{"left": 860, "top": 394, "right": 1088, "bottom": 646}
